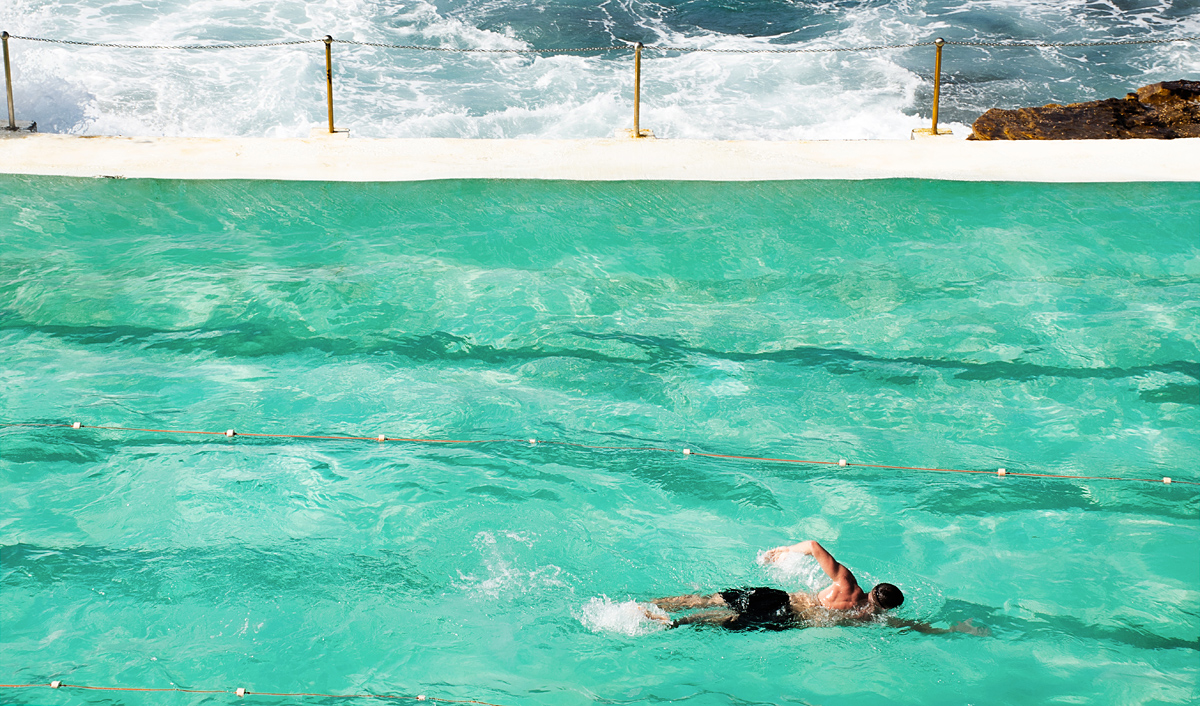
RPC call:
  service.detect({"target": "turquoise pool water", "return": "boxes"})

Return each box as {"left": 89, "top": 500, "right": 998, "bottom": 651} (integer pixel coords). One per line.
{"left": 1, "top": 176, "right": 1198, "bottom": 705}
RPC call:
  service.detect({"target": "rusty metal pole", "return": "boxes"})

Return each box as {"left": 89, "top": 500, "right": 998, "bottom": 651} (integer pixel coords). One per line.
{"left": 324, "top": 35, "right": 335, "bottom": 134}
{"left": 3, "top": 32, "right": 16, "bottom": 130}
{"left": 931, "top": 37, "right": 944, "bottom": 134}
{"left": 633, "top": 42, "right": 642, "bottom": 138}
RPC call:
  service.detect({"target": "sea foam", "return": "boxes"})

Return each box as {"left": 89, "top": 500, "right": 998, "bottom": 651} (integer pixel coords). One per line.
{"left": 4, "top": 0, "right": 1190, "bottom": 139}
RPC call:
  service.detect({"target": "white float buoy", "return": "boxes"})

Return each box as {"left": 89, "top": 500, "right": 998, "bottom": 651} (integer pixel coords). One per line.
{"left": 236, "top": 687, "right": 246, "bottom": 697}
{"left": 377, "top": 434, "right": 386, "bottom": 442}
{"left": 997, "top": 468, "right": 1007, "bottom": 476}
{"left": 225, "top": 429, "right": 236, "bottom": 437}
{"left": 72, "top": 422, "right": 81, "bottom": 429}
{"left": 838, "top": 458, "right": 847, "bottom": 467}
{"left": 682, "top": 448, "right": 691, "bottom": 455}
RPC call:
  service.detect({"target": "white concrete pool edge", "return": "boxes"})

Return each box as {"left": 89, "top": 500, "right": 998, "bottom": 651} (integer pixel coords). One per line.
{"left": 2, "top": 133, "right": 1199, "bottom": 181}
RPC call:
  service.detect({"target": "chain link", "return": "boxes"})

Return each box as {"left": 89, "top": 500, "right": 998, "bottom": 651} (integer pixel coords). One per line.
{"left": 8, "top": 35, "right": 322, "bottom": 49}
{"left": 7, "top": 33, "right": 1197, "bottom": 53}
{"left": 646, "top": 41, "right": 934, "bottom": 53}
{"left": 333, "top": 39, "right": 621, "bottom": 53}
{"left": 946, "top": 35, "right": 1200, "bottom": 48}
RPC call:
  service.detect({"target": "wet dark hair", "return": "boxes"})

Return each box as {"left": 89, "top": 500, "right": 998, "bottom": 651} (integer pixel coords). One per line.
{"left": 869, "top": 583, "right": 904, "bottom": 610}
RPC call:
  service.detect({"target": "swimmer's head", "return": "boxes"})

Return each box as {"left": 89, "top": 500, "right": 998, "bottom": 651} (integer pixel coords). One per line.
{"left": 867, "top": 583, "right": 904, "bottom": 611}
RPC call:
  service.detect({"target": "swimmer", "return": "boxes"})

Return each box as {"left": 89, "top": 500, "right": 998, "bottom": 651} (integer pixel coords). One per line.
{"left": 648, "top": 540, "right": 984, "bottom": 634}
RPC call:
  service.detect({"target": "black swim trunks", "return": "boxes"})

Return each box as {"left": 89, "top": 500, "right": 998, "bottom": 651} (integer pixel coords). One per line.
{"left": 720, "top": 587, "right": 795, "bottom": 631}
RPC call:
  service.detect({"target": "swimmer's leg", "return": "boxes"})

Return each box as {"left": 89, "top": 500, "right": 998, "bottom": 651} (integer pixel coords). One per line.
{"left": 652, "top": 593, "right": 728, "bottom": 611}
{"left": 670, "top": 609, "right": 738, "bottom": 628}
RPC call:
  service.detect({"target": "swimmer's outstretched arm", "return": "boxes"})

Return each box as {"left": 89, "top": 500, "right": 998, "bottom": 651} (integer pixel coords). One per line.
{"left": 761, "top": 540, "right": 857, "bottom": 588}
{"left": 887, "top": 617, "right": 989, "bottom": 636}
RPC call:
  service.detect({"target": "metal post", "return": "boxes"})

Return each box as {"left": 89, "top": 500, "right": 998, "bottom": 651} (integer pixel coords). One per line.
{"left": 324, "top": 35, "right": 335, "bottom": 134}
{"left": 633, "top": 42, "right": 642, "bottom": 138}
{"left": 931, "top": 37, "right": 944, "bottom": 134}
{"left": 3, "top": 31, "right": 16, "bottom": 131}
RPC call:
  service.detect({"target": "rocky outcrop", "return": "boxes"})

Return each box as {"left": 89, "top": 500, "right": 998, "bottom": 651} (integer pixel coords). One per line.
{"left": 969, "top": 80, "right": 1200, "bottom": 140}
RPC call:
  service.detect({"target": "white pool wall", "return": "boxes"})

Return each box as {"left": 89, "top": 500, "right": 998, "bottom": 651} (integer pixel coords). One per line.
{"left": 1, "top": 133, "right": 1198, "bottom": 181}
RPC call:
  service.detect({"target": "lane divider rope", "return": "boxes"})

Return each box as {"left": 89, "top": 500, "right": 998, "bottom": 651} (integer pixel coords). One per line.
{"left": 0, "top": 682, "right": 508, "bottom": 705}
{"left": 1, "top": 422, "right": 1191, "bottom": 486}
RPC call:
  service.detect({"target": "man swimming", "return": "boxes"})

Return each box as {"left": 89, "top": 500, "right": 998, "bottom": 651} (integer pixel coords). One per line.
{"left": 649, "top": 539, "right": 979, "bottom": 633}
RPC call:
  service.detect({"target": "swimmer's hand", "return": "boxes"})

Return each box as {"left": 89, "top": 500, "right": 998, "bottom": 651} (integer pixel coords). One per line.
{"left": 949, "top": 619, "right": 989, "bottom": 636}
{"left": 761, "top": 540, "right": 816, "bottom": 563}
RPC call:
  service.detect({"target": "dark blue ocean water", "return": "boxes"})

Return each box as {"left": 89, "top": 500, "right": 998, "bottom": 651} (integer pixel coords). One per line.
{"left": 1, "top": 0, "right": 1198, "bottom": 138}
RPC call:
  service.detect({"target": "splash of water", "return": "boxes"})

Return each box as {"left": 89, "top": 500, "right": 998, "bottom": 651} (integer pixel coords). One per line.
{"left": 454, "top": 530, "right": 567, "bottom": 599}
{"left": 578, "top": 595, "right": 670, "bottom": 636}
{"left": 757, "top": 550, "right": 828, "bottom": 592}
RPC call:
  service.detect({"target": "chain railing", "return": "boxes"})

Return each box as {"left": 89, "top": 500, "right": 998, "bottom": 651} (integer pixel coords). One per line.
{"left": 2, "top": 31, "right": 1198, "bottom": 138}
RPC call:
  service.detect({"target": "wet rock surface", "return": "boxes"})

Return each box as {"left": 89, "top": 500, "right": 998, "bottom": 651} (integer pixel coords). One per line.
{"left": 969, "top": 80, "right": 1200, "bottom": 140}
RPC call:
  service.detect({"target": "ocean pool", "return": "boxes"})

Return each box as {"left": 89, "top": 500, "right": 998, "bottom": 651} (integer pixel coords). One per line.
{"left": 1, "top": 176, "right": 1198, "bottom": 705}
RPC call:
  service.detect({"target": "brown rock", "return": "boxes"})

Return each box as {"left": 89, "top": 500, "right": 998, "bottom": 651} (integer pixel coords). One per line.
{"left": 968, "top": 79, "right": 1200, "bottom": 140}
